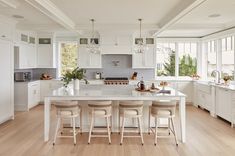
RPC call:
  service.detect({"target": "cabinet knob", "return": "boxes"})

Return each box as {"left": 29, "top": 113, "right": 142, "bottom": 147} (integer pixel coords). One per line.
{"left": 1, "top": 35, "right": 6, "bottom": 38}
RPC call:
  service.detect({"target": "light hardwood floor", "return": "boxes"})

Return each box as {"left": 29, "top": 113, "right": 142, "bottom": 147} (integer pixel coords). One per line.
{"left": 0, "top": 105, "right": 235, "bottom": 156}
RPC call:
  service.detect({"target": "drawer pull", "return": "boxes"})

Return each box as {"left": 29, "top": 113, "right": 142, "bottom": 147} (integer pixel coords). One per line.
{"left": 1, "top": 35, "right": 6, "bottom": 38}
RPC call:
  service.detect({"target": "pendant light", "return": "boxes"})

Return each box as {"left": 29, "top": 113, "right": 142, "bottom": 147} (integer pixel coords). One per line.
{"left": 87, "top": 19, "right": 100, "bottom": 54}
{"left": 135, "top": 18, "right": 147, "bottom": 53}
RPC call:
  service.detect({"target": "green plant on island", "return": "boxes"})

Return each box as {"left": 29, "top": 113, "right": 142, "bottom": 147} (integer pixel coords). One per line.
{"left": 61, "top": 67, "right": 88, "bottom": 88}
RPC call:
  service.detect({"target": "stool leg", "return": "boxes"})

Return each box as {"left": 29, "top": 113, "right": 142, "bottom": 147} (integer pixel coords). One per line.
{"left": 168, "top": 118, "right": 171, "bottom": 135}
{"left": 120, "top": 117, "right": 125, "bottom": 145}
{"left": 72, "top": 117, "right": 76, "bottom": 145}
{"left": 138, "top": 117, "right": 144, "bottom": 145}
{"left": 148, "top": 108, "right": 151, "bottom": 134}
{"left": 80, "top": 109, "right": 82, "bottom": 134}
{"left": 106, "top": 116, "right": 111, "bottom": 144}
{"left": 110, "top": 115, "right": 112, "bottom": 134}
{"left": 154, "top": 117, "right": 158, "bottom": 146}
{"left": 118, "top": 112, "right": 121, "bottom": 134}
{"left": 53, "top": 116, "right": 61, "bottom": 145}
{"left": 88, "top": 114, "right": 94, "bottom": 144}
{"left": 170, "top": 118, "right": 178, "bottom": 146}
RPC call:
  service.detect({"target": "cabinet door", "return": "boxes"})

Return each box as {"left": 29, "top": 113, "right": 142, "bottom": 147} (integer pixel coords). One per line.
{"left": 78, "top": 47, "right": 101, "bottom": 68}
{"left": 144, "top": 46, "right": 155, "bottom": 68}
{"left": 0, "top": 40, "right": 13, "bottom": 122}
{"left": 27, "top": 45, "right": 36, "bottom": 68}
{"left": 216, "top": 88, "right": 231, "bottom": 122}
{"left": 37, "top": 45, "right": 55, "bottom": 68}
{"left": 28, "top": 83, "right": 40, "bottom": 109}
{"left": 132, "top": 53, "right": 144, "bottom": 68}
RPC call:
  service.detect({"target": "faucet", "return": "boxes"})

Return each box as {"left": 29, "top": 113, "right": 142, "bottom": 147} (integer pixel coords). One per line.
{"left": 211, "top": 70, "right": 221, "bottom": 84}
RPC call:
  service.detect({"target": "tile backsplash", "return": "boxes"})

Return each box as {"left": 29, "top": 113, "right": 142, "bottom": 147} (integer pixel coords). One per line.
{"left": 84, "top": 54, "right": 155, "bottom": 80}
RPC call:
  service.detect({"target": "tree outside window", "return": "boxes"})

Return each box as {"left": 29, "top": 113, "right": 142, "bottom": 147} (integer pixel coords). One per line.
{"left": 60, "top": 42, "right": 78, "bottom": 76}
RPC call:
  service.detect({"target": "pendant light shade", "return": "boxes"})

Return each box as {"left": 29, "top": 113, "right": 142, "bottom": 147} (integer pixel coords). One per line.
{"left": 87, "top": 19, "right": 100, "bottom": 54}
{"left": 135, "top": 19, "right": 148, "bottom": 53}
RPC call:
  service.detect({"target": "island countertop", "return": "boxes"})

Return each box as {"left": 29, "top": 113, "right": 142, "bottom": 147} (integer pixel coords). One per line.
{"left": 44, "top": 84, "right": 186, "bottom": 143}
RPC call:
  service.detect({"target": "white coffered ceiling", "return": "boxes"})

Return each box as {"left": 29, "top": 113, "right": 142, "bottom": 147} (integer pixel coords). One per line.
{"left": 0, "top": 0, "right": 234, "bottom": 37}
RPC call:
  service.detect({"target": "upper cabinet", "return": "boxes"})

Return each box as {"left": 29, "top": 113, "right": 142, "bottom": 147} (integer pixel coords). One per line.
{"left": 14, "top": 31, "right": 37, "bottom": 69}
{"left": 78, "top": 46, "right": 102, "bottom": 68}
{"left": 37, "top": 33, "right": 56, "bottom": 68}
{"left": 132, "top": 38, "right": 156, "bottom": 68}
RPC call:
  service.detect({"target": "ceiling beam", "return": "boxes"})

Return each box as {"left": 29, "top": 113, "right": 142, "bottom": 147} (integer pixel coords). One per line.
{"left": 0, "top": 0, "right": 17, "bottom": 8}
{"left": 25, "top": 0, "right": 76, "bottom": 31}
{"left": 153, "top": 0, "right": 207, "bottom": 36}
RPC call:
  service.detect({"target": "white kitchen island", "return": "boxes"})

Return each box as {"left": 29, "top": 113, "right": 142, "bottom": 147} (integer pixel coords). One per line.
{"left": 44, "top": 85, "right": 186, "bottom": 143}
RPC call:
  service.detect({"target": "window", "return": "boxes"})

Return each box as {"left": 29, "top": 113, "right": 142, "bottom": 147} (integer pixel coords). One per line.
{"left": 207, "top": 40, "right": 217, "bottom": 78}
{"left": 59, "top": 42, "right": 78, "bottom": 76}
{"left": 221, "top": 36, "right": 234, "bottom": 80}
{"left": 178, "top": 42, "right": 197, "bottom": 76}
{"left": 156, "top": 43, "right": 176, "bottom": 76}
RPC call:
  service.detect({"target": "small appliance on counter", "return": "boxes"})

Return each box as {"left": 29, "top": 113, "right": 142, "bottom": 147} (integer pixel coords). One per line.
{"left": 95, "top": 72, "right": 102, "bottom": 79}
{"left": 14, "top": 72, "right": 32, "bottom": 82}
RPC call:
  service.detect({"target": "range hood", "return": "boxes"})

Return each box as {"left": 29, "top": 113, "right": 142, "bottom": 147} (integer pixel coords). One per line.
{"left": 100, "top": 45, "right": 132, "bottom": 55}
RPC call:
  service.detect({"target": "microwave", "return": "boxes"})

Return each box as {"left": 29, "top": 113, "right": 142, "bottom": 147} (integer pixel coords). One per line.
{"left": 14, "top": 72, "right": 32, "bottom": 82}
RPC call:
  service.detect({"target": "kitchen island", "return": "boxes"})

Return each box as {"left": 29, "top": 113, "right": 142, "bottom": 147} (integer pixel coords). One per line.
{"left": 44, "top": 84, "right": 186, "bottom": 142}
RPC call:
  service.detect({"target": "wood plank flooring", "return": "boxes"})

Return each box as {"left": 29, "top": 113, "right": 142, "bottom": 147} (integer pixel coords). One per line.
{"left": 0, "top": 105, "right": 235, "bottom": 156}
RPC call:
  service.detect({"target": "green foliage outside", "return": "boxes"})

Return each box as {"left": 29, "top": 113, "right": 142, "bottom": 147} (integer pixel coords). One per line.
{"left": 60, "top": 43, "right": 78, "bottom": 76}
{"left": 157, "top": 51, "right": 197, "bottom": 76}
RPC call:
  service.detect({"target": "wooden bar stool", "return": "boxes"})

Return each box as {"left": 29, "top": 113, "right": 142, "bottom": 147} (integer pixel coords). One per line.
{"left": 53, "top": 101, "right": 81, "bottom": 145}
{"left": 119, "top": 100, "right": 144, "bottom": 145}
{"left": 148, "top": 100, "right": 178, "bottom": 146}
{"left": 88, "top": 100, "right": 112, "bottom": 144}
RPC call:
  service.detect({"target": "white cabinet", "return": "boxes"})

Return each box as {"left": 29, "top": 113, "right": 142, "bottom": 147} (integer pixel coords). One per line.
{"left": 0, "top": 39, "right": 14, "bottom": 124}
{"left": 132, "top": 46, "right": 156, "bottom": 68}
{"left": 216, "top": 88, "right": 232, "bottom": 122}
{"left": 78, "top": 46, "right": 102, "bottom": 68}
{"left": 195, "top": 83, "right": 212, "bottom": 111}
{"left": 100, "top": 45, "right": 132, "bottom": 54}
{"left": 40, "top": 80, "right": 63, "bottom": 103}
{"left": 14, "top": 43, "right": 36, "bottom": 69}
{"left": 28, "top": 81, "right": 40, "bottom": 109}
{"left": 37, "top": 34, "right": 56, "bottom": 68}
{"left": 14, "top": 81, "right": 40, "bottom": 111}
{"left": 14, "top": 31, "right": 37, "bottom": 69}
{"left": 176, "top": 82, "right": 193, "bottom": 103}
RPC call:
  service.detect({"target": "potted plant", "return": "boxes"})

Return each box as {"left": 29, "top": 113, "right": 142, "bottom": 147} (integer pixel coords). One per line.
{"left": 223, "top": 74, "right": 232, "bottom": 85}
{"left": 61, "top": 67, "right": 88, "bottom": 90}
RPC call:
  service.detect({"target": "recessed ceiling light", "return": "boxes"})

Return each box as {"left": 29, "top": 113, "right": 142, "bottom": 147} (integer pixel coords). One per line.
{"left": 12, "top": 14, "right": 24, "bottom": 19}
{"left": 208, "top": 14, "right": 221, "bottom": 18}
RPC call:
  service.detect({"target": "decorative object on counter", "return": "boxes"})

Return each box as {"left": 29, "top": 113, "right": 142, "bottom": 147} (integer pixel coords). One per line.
{"left": 87, "top": 19, "right": 100, "bottom": 54}
{"left": 191, "top": 74, "right": 200, "bottom": 80}
{"left": 223, "top": 74, "right": 232, "bottom": 85}
{"left": 159, "top": 81, "right": 168, "bottom": 90}
{"left": 61, "top": 67, "right": 88, "bottom": 90}
{"left": 137, "top": 77, "right": 145, "bottom": 90}
{"left": 131, "top": 72, "right": 138, "bottom": 80}
{"left": 40, "top": 73, "right": 52, "bottom": 80}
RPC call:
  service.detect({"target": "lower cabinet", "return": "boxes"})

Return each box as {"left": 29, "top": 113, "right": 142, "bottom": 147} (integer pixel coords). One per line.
{"left": 14, "top": 81, "right": 40, "bottom": 111}
{"left": 216, "top": 87, "right": 232, "bottom": 123}
{"left": 194, "top": 83, "right": 212, "bottom": 111}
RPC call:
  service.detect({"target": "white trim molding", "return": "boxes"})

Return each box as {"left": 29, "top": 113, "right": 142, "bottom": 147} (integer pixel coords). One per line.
{"left": 25, "top": 0, "right": 76, "bottom": 31}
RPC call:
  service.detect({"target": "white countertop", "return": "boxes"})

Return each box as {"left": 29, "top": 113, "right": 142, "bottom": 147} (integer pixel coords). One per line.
{"left": 196, "top": 80, "right": 235, "bottom": 91}
{"left": 48, "top": 85, "right": 186, "bottom": 100}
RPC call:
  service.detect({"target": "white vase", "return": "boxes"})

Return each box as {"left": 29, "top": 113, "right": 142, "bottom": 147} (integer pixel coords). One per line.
{"left": 73, "top": 79, "right": 80, "bottom": 90}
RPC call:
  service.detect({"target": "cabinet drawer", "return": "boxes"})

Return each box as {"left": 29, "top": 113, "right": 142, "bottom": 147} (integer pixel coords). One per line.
{"left": 197, "top": 83, "right": 211, "bottom": 94}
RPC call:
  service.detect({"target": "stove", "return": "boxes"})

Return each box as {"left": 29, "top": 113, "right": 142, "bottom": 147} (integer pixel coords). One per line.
{"left": 104, "top": 77, "right": 129, "bottom": 85}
